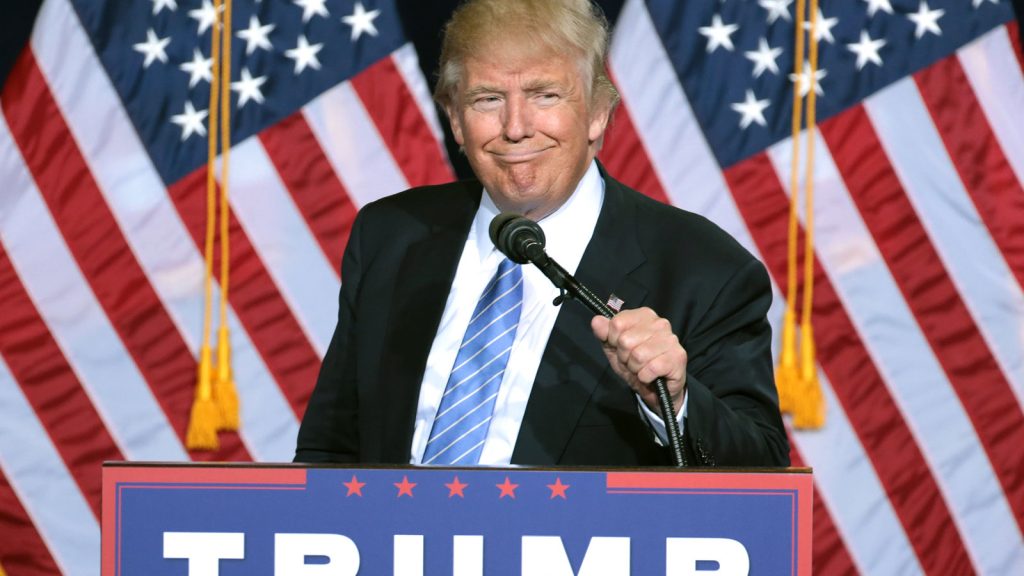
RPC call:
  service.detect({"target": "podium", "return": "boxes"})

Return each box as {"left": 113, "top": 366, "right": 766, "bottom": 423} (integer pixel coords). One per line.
{"left": 102, "top": 463, "right": 812, "bottom": 575}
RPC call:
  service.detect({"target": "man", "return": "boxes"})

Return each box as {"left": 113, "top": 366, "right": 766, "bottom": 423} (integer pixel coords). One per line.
{"left": 295, "top": 0, "right": 789, "bottom": 467}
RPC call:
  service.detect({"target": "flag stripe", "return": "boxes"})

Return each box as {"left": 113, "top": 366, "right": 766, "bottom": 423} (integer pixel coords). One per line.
{"left": 0, "top": 50, "right": 250, "bottom": 462}
{"left": 723, "top": 152, "right": 974, "bottom": 574}
{"left": 598, "top": 99, "right": 671, "bottom": 205}
{"left": 350, "top": 54, "right": 455, "bottom": 188}
{"left": 226, "top": 138, "right": 340, "bottom": 355}
{"left": 0, "top": 464, "right": 60, "bottom": 575}
{"left": 916, "top": 54, "right": 1024, "bottom": 299}
{"left": 258, "top": 111, "right": 356, "bottom": 273}
{"left": 1008, "top": 20, "right": 1023, "bottom": 74}
{"left": 787, "top": 443, "right": 858, "bottom": 576}
{"left": 865, "top": 78, "right": 1024, "bottom": 418}
{"left": 0, "top": 242, "right": 123, "bottom": 518}
{"left": 303, "top": 81, "right": 410, "bottom": 207}
{"left": 0, "top": 356, "right": 98, "bottom": 574}
{"left": 825, "top": 103, "right": 1024, "bottom": 535}
{"left": 166, "top": 169, "right": 320, "bottom": 420}
{"left": 769, "top": 125, "right": 1024, "bottom": 571}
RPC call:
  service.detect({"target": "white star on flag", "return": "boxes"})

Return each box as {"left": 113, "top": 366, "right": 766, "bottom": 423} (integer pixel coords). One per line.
{"left": 862, "top": 0, "right": 894, "bottom": 17}
{"left": 847, "top": 30, "right": 887, "bottom": 70}
{"left": 231, "top": 67, "right": 268, "bottom": 108}
{"left": 170, "top": 101, "right": 208, "bottom": 141}
{"left": 188, "top": 0, "right": 219, "bottom": 35}
{"left": 698, "top": 14, "right": 740, "bottom": 53}
{"left": 151, "top": 0, "right": 177, "bottom": 15}
{"left": 294, "top": 0, "right": 329, "bottom": 23}
{"left": 342, "top": 2, "right": 382, "bottom": 41}
{"left": 133, "top": 28, "right": 170, "bottom": 69}
{"left": 907, "top": 1, "right": 945, "bottom": 39}
{"left": 972, "top": 0, "right": 998, "bottom": 9}
{"left": 802, "top": 9, "right": 839, "bottom": 44}
{"left": 179, "top": 48, "right": 213, "bottom": 88}
{"left": 789, "top": 60, "right": 827, "bottom": 97}
{"left": 237, "top": 15, "right": 275, "bottom": 55}
{"left": 731, "top": 89, "right": 771, "bottom": 129}
{"left": 758, "top": 0, "right": 792, "bottom": 24}
{"left": 745, "top": 38, "right": 784, "bottom": 78}
{"left": 285, "top": 35, "right": 324, "bottom": 74}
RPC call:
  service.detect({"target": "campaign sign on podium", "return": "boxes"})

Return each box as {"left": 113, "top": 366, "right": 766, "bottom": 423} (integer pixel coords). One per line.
{"left": 102, "top": 464, "right": 812, "bottom": 575}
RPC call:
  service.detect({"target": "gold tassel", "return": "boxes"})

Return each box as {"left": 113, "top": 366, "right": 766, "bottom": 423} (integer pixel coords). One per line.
{"left": 791, "top": 0, "right": 825, "bottom": 430}
{"left": 794, "top": 323, "right": 825, "bottom": 429}
{"left": 214, "top": 325, "right": 239, "bottom": 430}
{"left": 186, "top": 344, "right": 220, "bottom": 450}
{"left": 775, "top": 307, "right": 799, "bottom": 414}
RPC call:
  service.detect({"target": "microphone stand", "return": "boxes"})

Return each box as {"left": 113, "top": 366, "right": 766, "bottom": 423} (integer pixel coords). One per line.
{"left": 527, "top": 250, "right": 689, "bottom": 468}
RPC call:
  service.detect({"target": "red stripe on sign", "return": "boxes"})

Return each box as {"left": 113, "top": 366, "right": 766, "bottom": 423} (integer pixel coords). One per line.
{"left": 0, "top": 242, "right": 123, "bottom": 518}
{"left": 0, "top": 464, "right": 60, "bottom": 575}
{"left": 723, "top": 152, "right": 974, "bottom": 574}
{"left": 821, "top": 103, "right": 1024, "bottom": 533}
{"left": 788, "top": 441, "right": 859, "bottom": 576}
{"left": 598, "top": 99, "right": 672, "bottom": 205}
{"left": 917, "top": 56, "right": 1024, "bottom": 294}
{"left": 167, "top": 169, "right": 320, "bottom": 419}
{"left": 350, "top": 55, "right": 454, "bottom": 187}
{"left": 259, "top": 112, "right": 356, "bottom": 275}
{"left": 0, "top": 50, "right": 250, "bottom": 463}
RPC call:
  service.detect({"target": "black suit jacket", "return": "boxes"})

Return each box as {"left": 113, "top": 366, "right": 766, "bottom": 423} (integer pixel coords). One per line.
{"left": 295, "top": 172, "right": 789, "bottom": 467}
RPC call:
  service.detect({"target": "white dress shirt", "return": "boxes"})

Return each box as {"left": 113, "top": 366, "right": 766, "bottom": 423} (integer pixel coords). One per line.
{"left": 410, "top": 161, "right": 684, "bottom": 465}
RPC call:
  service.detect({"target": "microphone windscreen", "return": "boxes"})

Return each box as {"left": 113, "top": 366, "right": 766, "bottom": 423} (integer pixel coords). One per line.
{"left": 489, "top": 213, "right": 545, "bottom": 264}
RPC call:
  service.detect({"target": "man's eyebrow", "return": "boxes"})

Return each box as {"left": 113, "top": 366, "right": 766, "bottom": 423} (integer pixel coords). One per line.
{"left": 464, "top": 85, "right": 505, "bottom": 98}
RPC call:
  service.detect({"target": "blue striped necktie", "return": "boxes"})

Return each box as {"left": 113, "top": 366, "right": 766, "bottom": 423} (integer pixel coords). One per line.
{"left": 422, "top": 258, "right": 523, "bottom": 465}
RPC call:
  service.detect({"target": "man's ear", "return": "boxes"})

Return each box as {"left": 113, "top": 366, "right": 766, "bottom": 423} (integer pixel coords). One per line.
{"left": 588, "top": 99, "right": 612, "bottom": 144}
{"left": 446, "top": 104, "right": 465, "bottom": 146}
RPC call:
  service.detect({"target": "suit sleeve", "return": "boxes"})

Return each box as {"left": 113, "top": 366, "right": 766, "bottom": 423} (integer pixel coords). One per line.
{"left": 681, "top": 258, "right": 790, "bottom": 466}
{"left": 294, "top": 210, "right": 367, "bottom": 463}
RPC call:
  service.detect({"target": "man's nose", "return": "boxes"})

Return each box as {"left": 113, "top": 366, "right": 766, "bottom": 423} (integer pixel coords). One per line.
{"left": 502, "top": 96, "right": 534, "bottom": 142}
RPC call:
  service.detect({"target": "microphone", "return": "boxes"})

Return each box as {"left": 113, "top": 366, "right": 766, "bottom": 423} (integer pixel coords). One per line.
{"left": 489, "top": 213, "right": 688, "bottom": 467}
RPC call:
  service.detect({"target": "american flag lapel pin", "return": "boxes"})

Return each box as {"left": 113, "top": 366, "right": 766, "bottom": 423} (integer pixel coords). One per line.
{"left": 606, "top": 294, "right": 625, "bottom": 313}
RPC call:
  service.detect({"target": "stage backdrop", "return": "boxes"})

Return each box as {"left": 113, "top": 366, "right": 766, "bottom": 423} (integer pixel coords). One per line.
{"left": 1, "top": 1, "right": 1023, "bottom": 574}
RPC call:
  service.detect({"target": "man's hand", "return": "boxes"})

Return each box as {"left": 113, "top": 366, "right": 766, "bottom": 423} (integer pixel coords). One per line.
{"left": 591, "top": 308, "right": 687, "bottom": 416}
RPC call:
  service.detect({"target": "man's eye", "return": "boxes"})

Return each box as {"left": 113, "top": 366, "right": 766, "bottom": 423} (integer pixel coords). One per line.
{"left": 537, "top": 93, "right": 560, "bottom": 104}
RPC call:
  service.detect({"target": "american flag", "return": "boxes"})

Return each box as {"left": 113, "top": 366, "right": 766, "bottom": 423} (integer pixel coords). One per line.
{"left": 0, "top": 0, "right": 1022, "bottom": 574}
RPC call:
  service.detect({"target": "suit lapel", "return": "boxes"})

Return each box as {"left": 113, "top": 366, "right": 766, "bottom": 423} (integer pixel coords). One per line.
{"left": 512, "top": 175, "right": 649, "bottom": 464}
{"left": 376, "top": 183, "right": 480, "bottom": 462}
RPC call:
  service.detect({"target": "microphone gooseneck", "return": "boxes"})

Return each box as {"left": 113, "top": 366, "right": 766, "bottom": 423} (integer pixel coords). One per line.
{"left": 489, "top": 213, "right": 688, "bottom": 467}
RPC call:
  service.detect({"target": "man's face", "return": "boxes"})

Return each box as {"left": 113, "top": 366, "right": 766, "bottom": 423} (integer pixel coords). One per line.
{"left": 446, "top": 44, "right": 611, "bottom": 219}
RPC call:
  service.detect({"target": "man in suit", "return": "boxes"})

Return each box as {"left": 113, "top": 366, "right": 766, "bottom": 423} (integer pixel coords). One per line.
{"left": 295, "top": 0, "right": 789, "bottom": 467}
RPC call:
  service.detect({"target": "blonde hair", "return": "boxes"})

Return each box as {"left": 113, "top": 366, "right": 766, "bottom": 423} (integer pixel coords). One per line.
{"left": 434, "top": 0, "right": 620, "bottom": 113}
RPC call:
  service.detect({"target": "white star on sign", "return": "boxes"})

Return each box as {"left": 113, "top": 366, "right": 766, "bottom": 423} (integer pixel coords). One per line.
{"left": 294, "top": 0, "right": 329, "bottom": 23}
{"left": 698, "top": 14, "right": 740, "bottom": 53}
{"left": 133, "top": 28, "right": 170, "bottom": 69}
{"left": 237, "top": 15, "right": 275, "bottom": 55}
{"left": 285, "top": 35, "right": 324, "bottom": 74}
{"left": 188, "top": 0, "right": 219, "bottom": 35}
{"left": 745, "top": 38, "right": 783, "bottom": 78}
{"left": 731, "top": 90, "right": 771, "bottom": 129}
{"left": 231, "top": 67, "right": 268, "bottom": 108}
{"left": 802, "top": 9, "right": 839, "bottom": 44}
{"left": 758, "top": 0, "right": 792, "bottom": 24}
{"left": 789, "top": 60, "right": 827, "bottom": 97}
{"left": 847, "top": 30, "right": 886, "bottom": 70}
{"left": 342, "top": 2, "right": 381, "bottom": 41}
{"left": 862, "top": 0, "right": 894, "bottom": 17}
{"left": 907, "top": 1, "right": 944, "bottom": 39}
{"left": 151, "top": 0, "right": 177, "bottom": 15}
{"left": 171, "top": 101, "right": 208, "bottom": 141}
{"left": 179, "top": 48, "right": 213, "bottom": 88}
